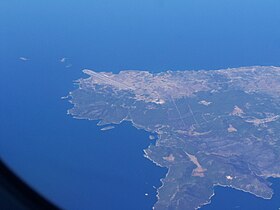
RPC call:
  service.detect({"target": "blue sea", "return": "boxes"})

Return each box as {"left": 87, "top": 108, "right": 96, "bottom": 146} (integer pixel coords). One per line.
{"left": 0, "top": 1, "right": 280, "bottom": 209}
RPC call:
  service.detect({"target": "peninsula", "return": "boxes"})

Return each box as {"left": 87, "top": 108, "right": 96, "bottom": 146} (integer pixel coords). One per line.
{"left": 67, "top": 66, "right": 280, "bottom": 210}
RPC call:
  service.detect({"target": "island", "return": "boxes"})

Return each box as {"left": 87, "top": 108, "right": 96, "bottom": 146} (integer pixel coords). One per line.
{"left": 67, "top": 66, "right": 280, "bottom": 210}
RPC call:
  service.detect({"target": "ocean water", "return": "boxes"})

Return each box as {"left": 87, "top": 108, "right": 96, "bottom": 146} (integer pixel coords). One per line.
{"left": 0, "top": 56, "right": 167, "bottom": 210}
{"left": 1, "top": 0, "right": 280, "bottom": 209}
